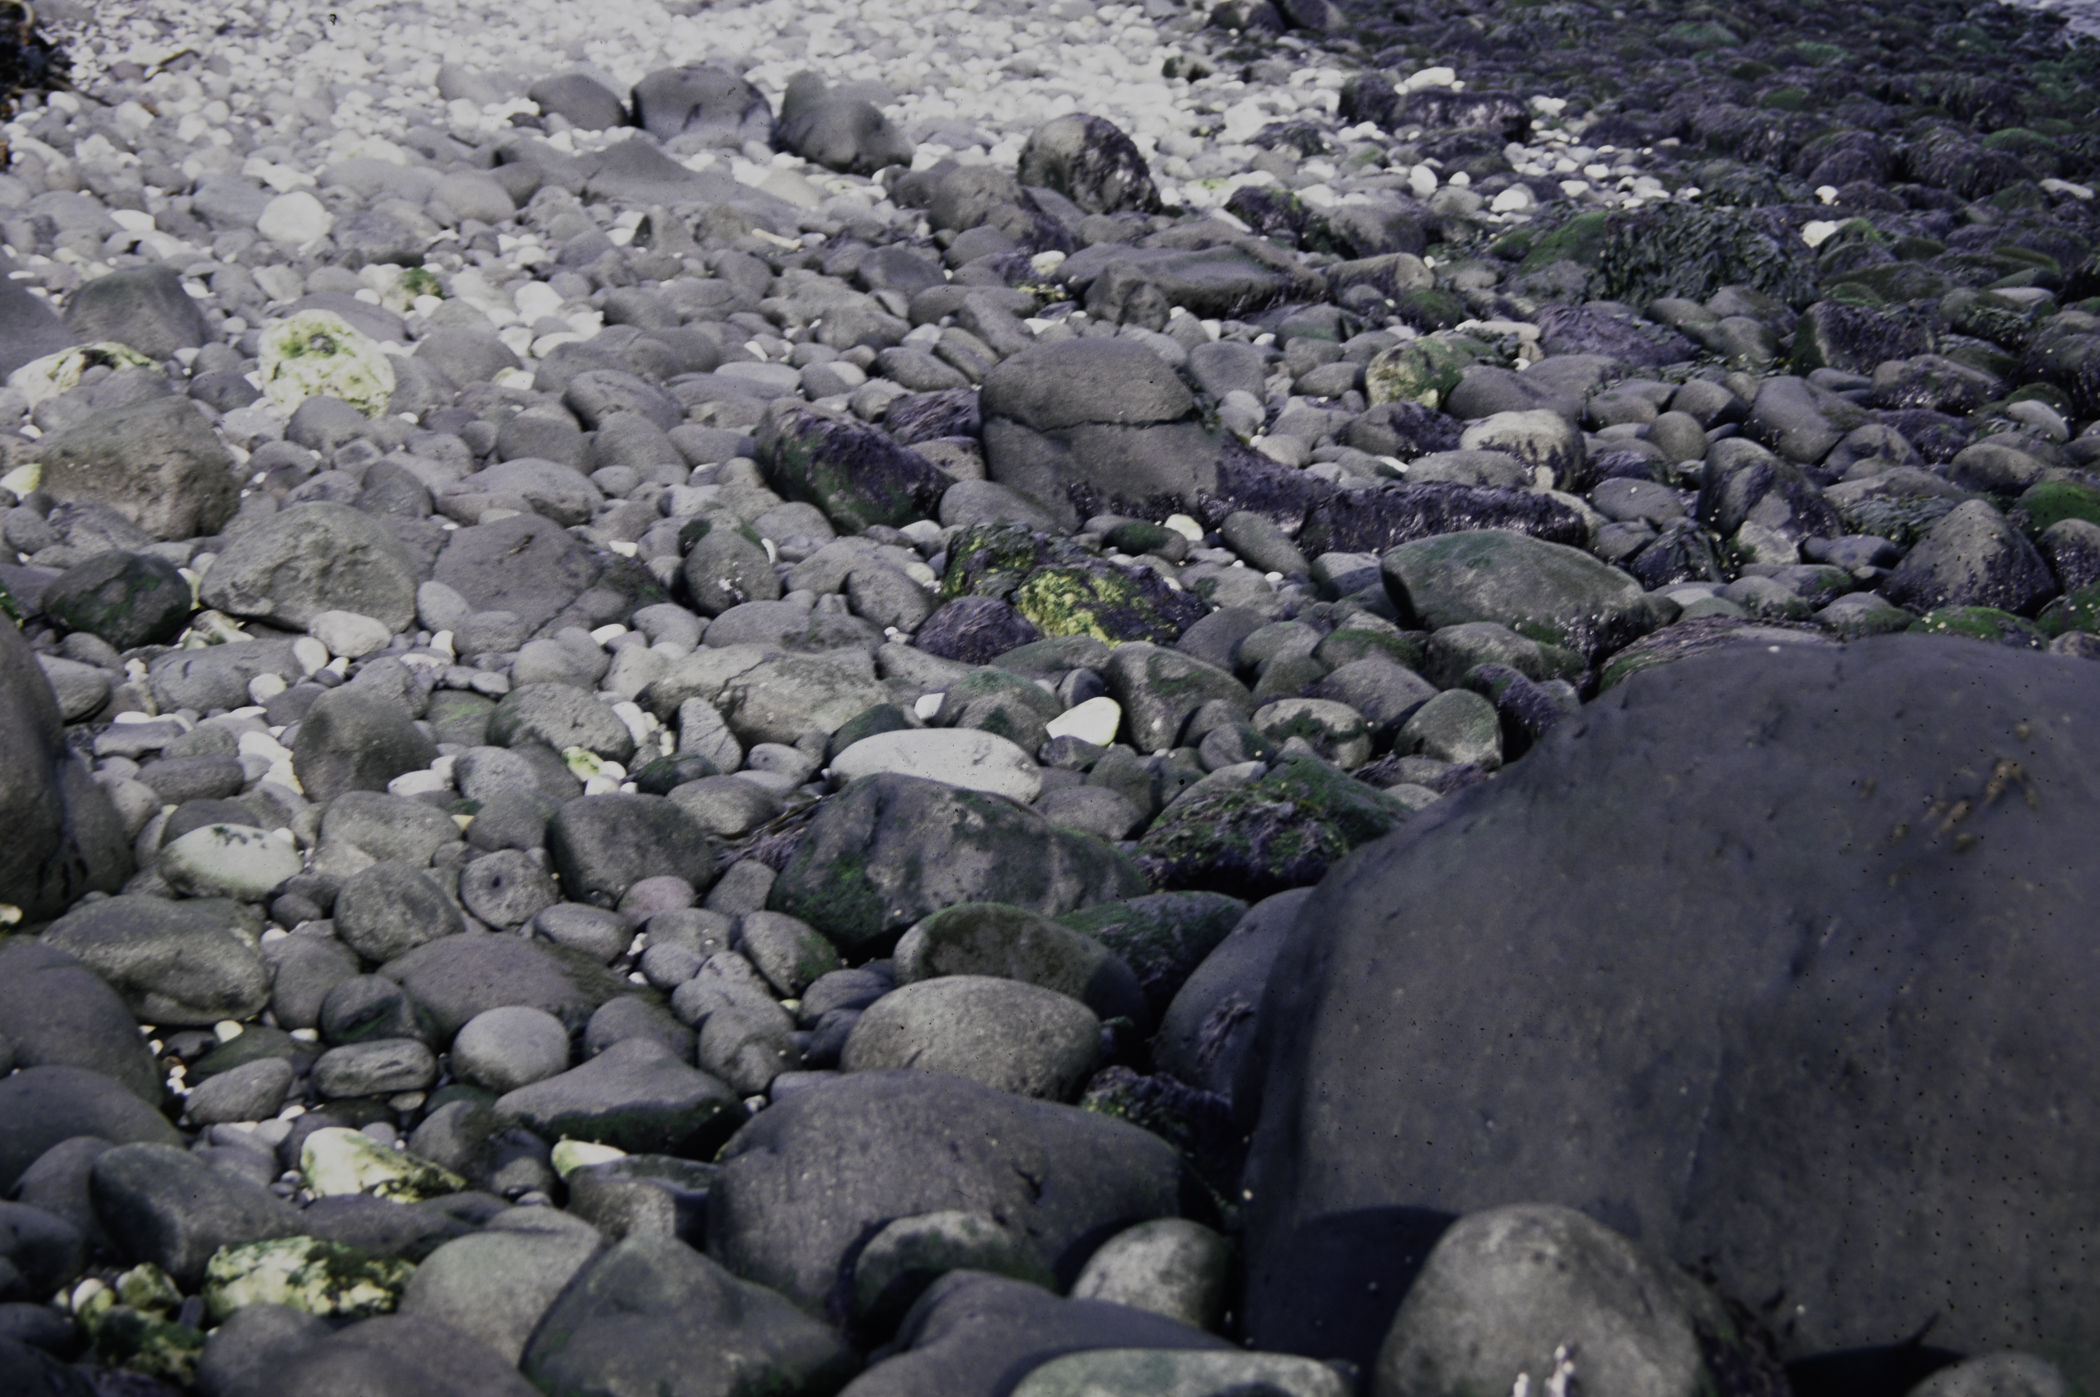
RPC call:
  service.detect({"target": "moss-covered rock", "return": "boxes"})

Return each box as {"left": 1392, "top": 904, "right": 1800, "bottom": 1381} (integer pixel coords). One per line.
{"left": 940, "top": 524, "right": 1204, "bottom": 643}
{"left": 758, "top": 405, "right": 951, "bottom": 533}
{"left": 1364, "top": 332, "right": 1484, "bottom": 411}
{"left": 852, "top": 1210, "right": 1055, "bottom": 1333}
{"left": 770, "top": 774, "right": 1150, "bottom": 952}
{"left": 258, "top": 310, "right": 397, "bottom": 417}
{"left": 1596, "top": 203, "right": 1816, "bottom": 308}
{"left": 203, "top": 1235, "right": 416, "bottom": 1321}
{"left": 300, "top": 1125, "right": 466, "bottom": 1202}
{"left": 1908, "top": 605, "right": 2050, "bottom": 648}
{"left": 1012, "top": 562, "right": 1205, "bottom": 645}
{"left": 1134, "top": 754, "right": 1409, "bottom": 900}
{"left": 2016, "top": 479, "right": 2100, "bottom": 535}
{"left": 2038, "top": 583, "right": 2100, "bottom": 637}
{"left": 1056, "top": 891, "right": 1248, "bottom": 1017}
{"left": 84, "top": 1304, "right": 206, "bottom": 1385}
{"left": 1080, "top": 1066, "right": 1243, "bottom": 1217}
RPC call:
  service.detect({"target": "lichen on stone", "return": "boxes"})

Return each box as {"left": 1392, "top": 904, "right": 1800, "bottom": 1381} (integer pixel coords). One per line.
{"left": 5, "top": 341, "right": 159, "bottom": 406}
{"left": 203, "top": 1235, "right": 416, "bottom": 1322}
{"left": 300, "top": 1124, "right": 467, "bottom": 1202}
{"left": 257, "top": 309, "right": 397, "bottom": 417}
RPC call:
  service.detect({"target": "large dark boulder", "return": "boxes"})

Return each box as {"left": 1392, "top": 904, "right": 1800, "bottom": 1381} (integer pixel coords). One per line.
{"left": 0, "top": 618, "right": 132, "bottom": 921}
{"left": 1241, "top": 635, "right": 2100, "bottom": 1382}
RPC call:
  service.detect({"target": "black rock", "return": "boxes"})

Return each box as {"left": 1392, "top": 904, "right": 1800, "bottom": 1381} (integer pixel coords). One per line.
{"left": 631, "top": 65, "right": 774, "bottom": 145}
{"left": 38, "top": 550, "right": 192, "bottom": 650}
{"left": 1299, "top": 481, "right": 1589, "bottom": 556}
{"left": 1017, "top": 114, "right": 1160, "bottom": 216}
{"left": 523, "top": 1234, "right": 857, "bottom": 1396}
{"left": 1242, "top": 636, "right": 2100, "bottom": 1375}
{"left": 548, "top": 793, "right": 719, "bottom": 907}
{"left": 0, "top": 941, "right": 161, "bottom": 1102}
{"left": 0, "top": 615, "right": 132, "bottom": 921}
{"left": 89, "top": 1142, "right": 301, "bottom": 1287}
{"left": 914, "top": 595, "right": 1042, "bottom": 666}
{"left": 292, "top": 688, "right": 439, "bottom": 805}
{"left": 707, "top": 1070, "right": 1183, "bottom": 1314}
{"left": 60, "top": 264, "right": 209, "bottom": 360}
{"left": 846, "top": 1270, "right": 1229, "bottom": 1397}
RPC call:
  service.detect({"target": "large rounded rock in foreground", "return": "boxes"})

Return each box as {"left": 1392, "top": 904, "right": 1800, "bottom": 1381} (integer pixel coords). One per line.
{"left": 1241, "top": 635, "right": 2100, "bottom": 1378}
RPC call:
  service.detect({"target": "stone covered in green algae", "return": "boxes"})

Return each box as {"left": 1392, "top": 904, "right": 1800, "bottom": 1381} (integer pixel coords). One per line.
{"left": 1908, "top": 605, "right": 2050, "bottom": 648}
{"left": 258, "top": 309, "right": 397, "bottom": 417}
{"left": 1364, "top": 331, "right": 1483, "bottom": 410}
{"left": 1134, "top": 754, "right": 1409, "bottom": 901}
{"left": 1057, "top": 892, "right": 1248, "bottom": 1017}
{"left": 300, "top": 1125, "right": 466, "bottom": 1202}
{"left": 2039, "top": 583, "right": 2100, "bottom": 637}
{"left": 941, "top": 523, "right": 1205, "bottom": 644}
{"left": 204, "top": 1235, "right": 416, "bottom": 1321}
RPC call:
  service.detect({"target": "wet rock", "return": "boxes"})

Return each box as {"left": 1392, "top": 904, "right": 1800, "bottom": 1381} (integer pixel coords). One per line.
{"left": 1017, "top": 115, "right": 1159, "bottom": 216}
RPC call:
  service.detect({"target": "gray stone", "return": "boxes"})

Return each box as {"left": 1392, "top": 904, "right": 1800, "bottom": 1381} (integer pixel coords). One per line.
{"left": 1878, "top": 500, "right": 2059, "bottom": 617}
{"left": 1012, "top": 1349, "right": 1350, "bottom": 1397}
{"left": 384, "top": 931, "right": 629, "bottom": 1038}
{"left": 89, "top": 1141, "right": 301, "bottom": 1287}
{"left": 668, "top": 775, "right": 784, "bottom": 838}
{"left": 61, "top": 263, "right": 208, "bottom": 360}
{"left": 334, "top": 861, "right": 463, "bottom": 963}
{"left": 272, "top": 1314, "right": 541, "bottom": 1397}
{"left": 734, "top": 910, "right": 842, "bottom": 997}
{"left": 896, "top": 902, "right": 1146, "bottom": 1024}
{"left": 631, "top": 66, "right": 774, "bottom": 145}
{"left": 183, "top": 1056, "right": 294, "bottom": 1126}
{"left": 1102, "top": 644, "right": 1253, "bottom": 755}
{"left": 1155, "top": 889, "right": 1309, "bottom": 1099}
{"left": 1909, "top": 1353, "right": 2076, "bottom": 1397}
{"left": 40, "top": 550, "right": 194, "bottom": 650}
{"left": 1373, "top": 1204, "right": 1780, "bottom": 1397}
{"left": 1396, "top": 688, "right": 1502, "bottom": 768}
{"left": 839, "top": 1270, "right": 1228, "bottom": 1397}
{"left": 523, "top": 1234, "right": 858, "bottom": 1397}
{"left": 709, "top": 1071, "right": 1181, "bottom": 1312}
{"left": 527, "top": 72, "right": 627, "bottom": 128}
{"left": 451, "top": 1006, "right": 570, "bottom": 1093}
{"left": 488, "top": 684, "right": 637, "bottom": 763}
{"left": 842, "top": 976, "right": 1100, "bottom": 1100}
{"left": 980, "top": 339, "right": 1218, "bottom": 529}
{"left": 293, "top": 686, "right": 442, "bottom": 803}
{"left": 311, "top": 1037, "right": 438, "bottom": 1097}
{"left": 0, "top": 940, "right": 161, "bottom": 1101}
{"left": 718, "top": 653, "right": 892, "bottom": 748}
{"left": 41, "top": 894, "right": 269, "bottom": 1026}
{"left": 495, "top": 1035, "right": 743, "bottom": 1155}
{"left": 775, "top": 74, "right": 913, "bottom": 175}
{"left": 398, "top": 1224, "right": 602, "bottom": 1365}
{"left": 852, "top": 1210, "right": 1054, "bottom": 1334}
{"left": 1382, "top": 529, "right": 1656, "bottom": 656}
{"left": 549, "top": 793, "right": 719, "bottom": 906}
{"left": 195, "top": 1302, "right": 329, "bottom": 1397}
{"left": 320, "top": 791, "right": 463, "bottom": 867}
{"left": 0, "top": 623, "right": 131, "bottom": 921}
{"left": 201, "top": 502, "right": 419, "bottom": 632}
{"left": 34, "top": 393, "right": 239, "bottom": 541}
{"left": 1017, "top": 114, "right": 1159, "bottom": 216}
{"left": 1068, "top": 1218, "right": 1230, "bottom": 1330}
{"left": 680, "top": 516, "right": 781, "bottom": 618}
{"left": 457, "top": 849, "right": 559, "bottom": 929}
{"left": 320, "top": 974, "right": 427, "bottom": 1046}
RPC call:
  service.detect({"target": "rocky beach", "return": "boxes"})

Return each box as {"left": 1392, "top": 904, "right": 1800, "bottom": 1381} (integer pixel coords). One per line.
{"left": 1, "top": 0, "right": 2099, "bottom": 1392}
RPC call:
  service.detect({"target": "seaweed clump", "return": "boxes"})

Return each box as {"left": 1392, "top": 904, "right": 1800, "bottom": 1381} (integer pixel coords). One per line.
{"left": 0, "top": 3, "right": 69, "bottom": 119}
